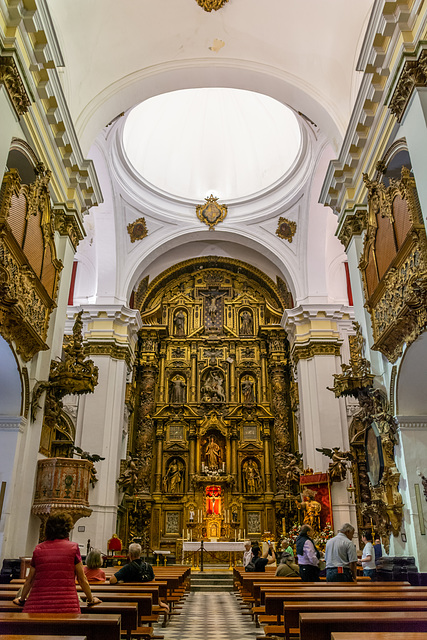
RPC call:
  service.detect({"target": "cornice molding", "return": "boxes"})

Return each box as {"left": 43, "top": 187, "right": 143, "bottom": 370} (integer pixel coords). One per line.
{"left": 285, "top": 304, "right": 354, "bottom": 326}
{"left": 85, "top": 340, "right": 134, "bottom": 367}
{"left": 54, "top": 206, "right": 85, "bottom": 250}
{"left": 292, "top": 340, "right": 342, "bottom": 365}
{"left": 388, "top": 49, "right": 427, "bottom": 122}
{"left": 0, "top": 416, "right": 25, "bottom": 432}
{"left": 396, "top": 415, "right": 427, "bottom": 430}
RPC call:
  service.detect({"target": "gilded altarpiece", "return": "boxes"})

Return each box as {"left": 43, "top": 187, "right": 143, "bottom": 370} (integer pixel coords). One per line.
{"left": 118, "top": 258, "right": 298, "bottom": 557}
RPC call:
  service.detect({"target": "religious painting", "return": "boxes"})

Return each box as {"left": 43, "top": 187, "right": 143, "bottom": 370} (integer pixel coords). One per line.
{"left": 365, "top": 421, "right": 384, "bottom": 487}
{"left": 247, "top": 511, "right": 261, "bottom": 535}
{"left": 165, "top": 511, "right": 180, "bottom": 535}
{"left": 196, "top": 194, "right": 227, "bottom": 229}
{"left": 168, "top": 423, "right": 184, "bottom": 441}
{"left": 243, "top": 424, "right": 257, "bottom": 441}
{"left": 299, "top": 472, "right": 333, "bottom": 531}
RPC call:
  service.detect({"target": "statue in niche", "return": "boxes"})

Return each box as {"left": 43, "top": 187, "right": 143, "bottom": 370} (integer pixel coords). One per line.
{"left": 174, "top": 310, "right": 186, "bottom": 336}
{"left": 243, "top": 459, "right": 262, "bottom": 493}
{"left": 162, "top": 458, "right": 184, "bottom": 493}
{"left": 170, "top": 376, "right": 186, "bottom": 404}
{"left": 240, "top": 310, "right": 253, "bottom": 335}
{"left": 202, "top": 370, "right": 225, "bottom": 402}
{"left": 204, "top": 435, "right": 222, "bottom": 470}
{"left": 241, "top": 377, "right": 255, "bottom": 404}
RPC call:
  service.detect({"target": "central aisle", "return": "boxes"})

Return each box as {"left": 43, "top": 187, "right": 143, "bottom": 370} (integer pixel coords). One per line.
{"left": 157, "top": 591, "right": 260, "bottom": 640}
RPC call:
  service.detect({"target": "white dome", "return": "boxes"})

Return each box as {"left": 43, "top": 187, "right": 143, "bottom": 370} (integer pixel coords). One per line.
{"left": 123, "top": 88, "right": 301, "bottom": 201}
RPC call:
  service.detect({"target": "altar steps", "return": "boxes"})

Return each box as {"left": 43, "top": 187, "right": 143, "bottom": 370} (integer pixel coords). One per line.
{"left": 190, "top": 571, "right": 234, "bottom": 592}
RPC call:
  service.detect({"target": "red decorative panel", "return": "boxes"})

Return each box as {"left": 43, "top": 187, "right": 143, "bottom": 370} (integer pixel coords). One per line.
{"left": 300, "top": 472, "right": 333, "bottom": 529}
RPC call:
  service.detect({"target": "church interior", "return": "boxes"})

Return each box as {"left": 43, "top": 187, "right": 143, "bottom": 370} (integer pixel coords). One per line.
{"left": 2, "top": 0, "right": 427, "bottom": 583}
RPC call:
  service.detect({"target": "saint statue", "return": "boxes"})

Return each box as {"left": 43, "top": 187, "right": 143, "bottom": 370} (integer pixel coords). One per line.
{"left": 240, "top": 310, "right": 253, "bottom": 335}
{"left": 174, "top": 310, "right": 185, "bottom": 336}
{"left": 243, "top": 459, "right": 262, "bottom": 493}
{"left": 205, "top": 436, "right": 222, "bottom": 470}
{"left": 170, "top": 377, "right": 186, "bottom": 404}
{"left": 296, "top": 492, "right": 322, "bottom": 531}
{"left": 162, "top": 458, "right": 184, "bottom": 493}
{"left": 242, "top": 377, "right": 255, "bottom": 404}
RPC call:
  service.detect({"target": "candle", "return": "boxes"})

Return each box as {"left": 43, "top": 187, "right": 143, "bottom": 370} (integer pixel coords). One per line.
{"left": 182, "top": 529, "right": 185, "bottom": 540}
{"left": 190, "top": 529, "right": 193, "bottom": 541}
{"left": 239, "top": 529, "right": 241, "bottom": 539}
{"left": 244, "top": 529, "right": 246, "bottom": 539}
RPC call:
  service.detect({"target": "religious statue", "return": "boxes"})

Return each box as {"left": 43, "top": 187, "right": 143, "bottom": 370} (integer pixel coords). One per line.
{"left": 204, "top": 435, "right": 222, "bottom": 470}
{"left": 242, "top": 377, "right": 255, "bottom": 404}
{"left": 117, "top": 454, "right": 140, "bottom": 494}
{"left": 189, "top": 509, "right": 195, "bottom": 522}
{"left": 201, "top": 370, "right": 226, "bottom": 402}
{"left": 207, "top": 296, "right": 218, "bottom": 319}
{"left": 240, "top": 309, "right": 253, "bottom": 335}
{"left": 243, "top": 459, "right": 262, "bottom": 493}
{"left": 316, "top": 446, "right": 354, "bottom": 483}
{"left": 169, "top": 376, "right": 186, "bottom": 404}
{"left": 174, "top": 310, "right": 186, "bottom": 336}
{"left": 296, "top": 491, "right": 322, "bottom": 531}
{"left": 162, "top": 458, "right": 184, "bottom": 493}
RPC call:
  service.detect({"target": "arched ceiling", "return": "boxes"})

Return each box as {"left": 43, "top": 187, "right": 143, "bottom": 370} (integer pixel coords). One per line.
{"left": 46, "top": 0, "right": 374, "bottom": 150}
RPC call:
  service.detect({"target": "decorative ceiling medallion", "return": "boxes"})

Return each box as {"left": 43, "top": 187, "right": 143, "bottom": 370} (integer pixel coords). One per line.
{"left": 195, "top": 0, "right": 229, "bottom": 12}
{"left": 196, "top": 195, "right": 227, "bottom": 230}
{"left": 276, "top": 217, "right": 297, "bottom": 242}
{"left": 127, "top": 217, "right": 148, "bottom": 243}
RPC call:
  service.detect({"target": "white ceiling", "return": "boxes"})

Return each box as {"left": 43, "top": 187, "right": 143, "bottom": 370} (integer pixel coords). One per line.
{"left": 47, "top": 0, "right": 374, "bottom": 151}
{"left": 122, "top": 88, "right": 301, "bottom": 201}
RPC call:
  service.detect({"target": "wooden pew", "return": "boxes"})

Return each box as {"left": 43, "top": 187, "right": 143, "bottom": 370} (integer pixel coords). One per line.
{"left": 0, "top": 613, "right": 121, "bottom": 640}
{"left": 331, "top": 634, "right": 427, "bottom": 640}
{"left": 283, "top": 600, "right": 427, "bottom": 640}
{"left": 0, "top": 636, "right": 87, "bottom": 640}
{"left": 0, "top": 603, "right": 138, "bottom": 640}
{"left": 299, "top": 611, "right": 427, "bottom": 640}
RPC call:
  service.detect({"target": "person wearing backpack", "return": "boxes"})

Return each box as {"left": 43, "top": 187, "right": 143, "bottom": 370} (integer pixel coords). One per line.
{"left": 109, "top": 542, "right": 169, "bottom": 612}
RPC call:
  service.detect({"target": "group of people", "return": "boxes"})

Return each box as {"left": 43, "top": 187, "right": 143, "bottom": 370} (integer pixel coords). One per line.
{"left": 243, "top": 523, "right": 381, "bottom": 582}
{"left": 13, "top": 511, "right": 168, "bottom": 613}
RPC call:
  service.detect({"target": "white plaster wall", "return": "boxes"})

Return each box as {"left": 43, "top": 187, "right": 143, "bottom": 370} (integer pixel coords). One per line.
{"left": 72, "top": 355, "right": 128, "bottom": 552}
{"left": 0, "top": 87, "right": 22, "bottom": 177}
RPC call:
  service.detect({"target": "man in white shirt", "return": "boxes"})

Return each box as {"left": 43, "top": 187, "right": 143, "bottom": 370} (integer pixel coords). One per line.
{"left": 243, "top": 541, "right": 253, "bottom": 569}
{"left": 325, "top": 523, "right": 357, "bottom": 582}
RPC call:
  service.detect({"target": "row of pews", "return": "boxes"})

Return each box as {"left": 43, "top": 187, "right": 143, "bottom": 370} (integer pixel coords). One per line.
{"left": 0, "top": 565, "right": 190, "bottom": 640}
{"left": 233, "top": 566, "right": 427, "bottom": 640}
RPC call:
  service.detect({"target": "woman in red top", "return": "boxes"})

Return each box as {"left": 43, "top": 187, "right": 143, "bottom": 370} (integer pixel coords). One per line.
{"left": 84, "top": 549, "right": 106, "bottom": 582}
{"left": 13, "top": 511, "right": 101, "bottom": 612}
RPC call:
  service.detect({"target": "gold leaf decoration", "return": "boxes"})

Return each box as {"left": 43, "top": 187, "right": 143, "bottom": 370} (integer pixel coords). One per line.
{"left": 276, "top": 217, "right": 297, "bottom": 242}
{"left": 127, "top": 217, "right": 148, "bottom": 243}
{"left": 196, "top": 195, "right": 227, "bottom": 230}
{"left": 195, "top": 0, "right": 229, "bottom": 11}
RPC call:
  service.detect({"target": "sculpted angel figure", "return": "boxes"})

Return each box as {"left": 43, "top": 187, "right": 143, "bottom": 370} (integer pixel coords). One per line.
{"left": 316, "top": 446, "right": 354, "bottom": 483}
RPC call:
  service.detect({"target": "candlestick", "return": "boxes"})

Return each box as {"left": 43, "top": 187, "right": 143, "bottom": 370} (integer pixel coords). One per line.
{"left": 182, "top": 528, "right": 185, "bottom": 540}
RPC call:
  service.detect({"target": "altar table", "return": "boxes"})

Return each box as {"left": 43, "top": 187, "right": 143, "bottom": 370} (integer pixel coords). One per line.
{"left": 182, "top": 540, "right": 246, "bottom": 567}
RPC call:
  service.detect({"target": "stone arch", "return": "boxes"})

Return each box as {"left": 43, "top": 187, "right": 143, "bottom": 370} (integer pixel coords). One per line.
{"left": 396, "top": 333, "right": 427, "bottom": 417}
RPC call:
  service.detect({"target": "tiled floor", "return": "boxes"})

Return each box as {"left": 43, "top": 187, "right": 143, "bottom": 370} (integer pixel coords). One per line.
{"left": 155, "top": 592, "right": 260, "bottom": 640}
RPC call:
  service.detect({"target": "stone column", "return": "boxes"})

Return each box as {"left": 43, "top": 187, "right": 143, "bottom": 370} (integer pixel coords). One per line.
{"left": 67, "top": 305, "right": 141, "bottom": 552}
{"left": 263, "top": 432, "right": 272, "bottom": 494}
{"left": 154, "top": 432, "right": 164, "bottom": 493}
{"left": 285, "top": 304, "right": 356, "bottom": 530}
{"left": 188, "top": 424, "right": 196, "bottom": 486}
{"left": 158, "top": 347, "right": 166, "bottom": 404}
{"left": 395, "top": 417, "right": 427, "bottom": 571}
{"left": 260, "top": 341, "right": 268, "bottom": 403}
{"left": 229, "top": 341, "right": 236, "bottom": 402}
{"left": 231, "top": 428, "right": 238, "bottom": 491}
{"left": 190, "top": 343, "right": 197, "bottom": 402}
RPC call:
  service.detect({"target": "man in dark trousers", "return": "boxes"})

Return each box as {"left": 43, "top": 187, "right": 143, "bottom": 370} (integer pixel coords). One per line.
{"left": 325, "top": 523, "right": 357, "bottom": 582}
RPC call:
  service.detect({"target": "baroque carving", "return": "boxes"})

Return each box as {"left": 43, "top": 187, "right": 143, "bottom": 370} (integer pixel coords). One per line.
{"left": 337, "top": 209, "right": 368, "bottom": 249}
{"left": 389, "top": 50, "right": 427, "bottom": 122}
{"left": 195, "top": 0, "right": 229, "bottom": 11}
{"left": 0, "top": 167, "right": 63, "bottom": 360}
{"left": 0, "top": 56, "right": 31, "bottom": 115}
{"left": 360, "top": 167, "right": 427, "bottom": 363}
{"left": 316, "top": 446, "right": 354, "bottom": 483}
{"left": 276, "top": 217, "right": 297, "bottom": 242}
{"left": 127, "top": 217, "right": 148, "bottom": 243}
{"left": 54, "top": 210, "right": 84, "bottom": 249}
{"left": 196, "top": 194, "right": 227, "bottom": 229}
{"left": 329, "top": 321, "right": 375, "bottom": 397}
{"left": 85, "top": 341, "right": 133, "bottom": 367}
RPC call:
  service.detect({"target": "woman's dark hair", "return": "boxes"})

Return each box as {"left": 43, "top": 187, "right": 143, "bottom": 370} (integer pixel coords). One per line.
{"left": 45, "top": 511, "right": 74, "bottom": 540}
{"left": 363, "top": 530, "right": 373, "bottom": 542}
{"left": 252, "top": 545, "right": 261, "bottom": 558}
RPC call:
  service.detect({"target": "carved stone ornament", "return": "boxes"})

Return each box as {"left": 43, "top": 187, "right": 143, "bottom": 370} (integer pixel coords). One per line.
{"left": 389, "top": 50, "right": 427, "bottom": 122}
{"left": 316, "top": 446, "right": 354, "bottom": 483}
{"left": 0, "top": 56, "right": 31, "bottom": 116}
{"left": 195, "top": 0, "right": 229, "bottom": 11}
{"left": 196, "top": 194, "right": 227, "bottom": 229}
{"left": 360, "top": 167, "right": 427, "bottom": 363}
{"left": 0, "top": 167, "right": 63, "bottom": 361}
{"left": 292, "top": 340, "right": 341, "bottom": 365}
{"left": 329, "top": 322, "right": 375, "bottom": 398}
{"left": 276, "top": 217, "right": 297, "bottom": 243}
{"left": 337, "top": 209, "right": 368, "bottom": 249}
{"left": 127, "top": 217, "right": 148, "bottom": 243}
{"left": 54, "top": 210, "right": 84, "bottom": 250}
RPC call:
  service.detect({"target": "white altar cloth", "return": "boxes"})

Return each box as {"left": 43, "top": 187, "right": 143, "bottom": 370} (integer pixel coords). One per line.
{"left": 183, "top": 541, "right": 245, "bottom": 551}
